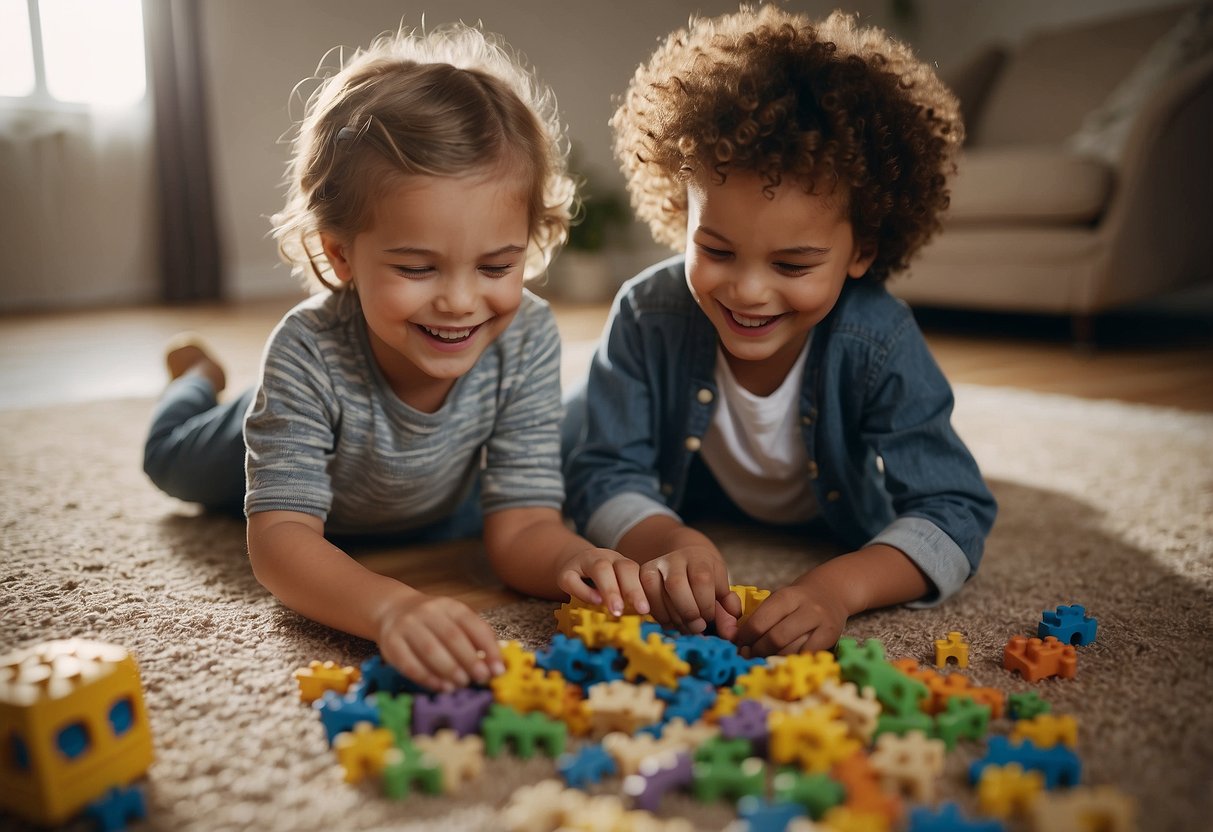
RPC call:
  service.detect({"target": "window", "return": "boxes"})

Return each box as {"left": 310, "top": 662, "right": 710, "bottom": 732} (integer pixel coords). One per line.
{"left": 0, "top": 0, "right": 146, "bottom": 108}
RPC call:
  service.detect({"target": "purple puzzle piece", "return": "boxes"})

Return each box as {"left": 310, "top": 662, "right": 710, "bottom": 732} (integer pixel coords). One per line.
{"left": 623, "top": 751, "right": 694, "bottom": 812}
{"left": 412, "top": 687, "right": 494, "bottom": 736}
{"left": 719, "top": 698, "right": 770, "bottom": 757}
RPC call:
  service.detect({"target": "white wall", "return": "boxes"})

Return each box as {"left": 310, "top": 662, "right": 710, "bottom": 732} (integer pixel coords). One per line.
{"left": 0, "top": 0, "right": 1184, "bottom": 309}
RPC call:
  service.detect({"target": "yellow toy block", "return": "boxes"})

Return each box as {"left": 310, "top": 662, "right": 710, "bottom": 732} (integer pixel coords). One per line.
{"left": 703, "top": 686, "right": 742, "bottom": 723}
{"left": 768, "top": 705, "right": 859, "bottom": 773}
{"left": 293, "top": 660, "right": 361, "bottom": 703}
{"left": 977, "top": 763, "right": 1045, "bottom": 818}
{"left": 490, "top": 666, "right": 567, "bottom": 718}
{"left": 933, "top": 631, "right": 969, "bottom": 668}
{"left": 730, "top": 584, "right": 771, "bottom": 627}
{"left": 769, "top": 651, "right": 841, "bottom": 700}
{"left": 333, "top": 721, "right": 394, "bottom": 783}
{"left": 0, "top": 639, "right": 154, "bottom": 826}
{"left": 821, "top": 806, "right": 891, "bottom": 832}
{"left": 621, "top": 632, "right": 690, "bottom": 689}
{"left": 1028, "top": 785, "right": 1136, "bottom": 832}
{"left": 1011, "top": 713, "right": 1078, "bottom": 748}
{"left": 413, "top": 729, "right": 484, "bottom": 793}
{"left": 498, "top": 640, "right": 538, "bottom": 675}
{"left": 868, "top": 730, "right": 946, "bottom": 802}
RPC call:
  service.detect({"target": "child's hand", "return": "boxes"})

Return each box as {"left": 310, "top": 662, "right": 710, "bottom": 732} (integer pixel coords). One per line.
{"left": 557, "top": 547, "right": 649, "bottom": 617}
{"left": 639, "top": 546, "right": 743, "bottom": 636}
{"left": 734, "top": 581, "right": 848, "bottom": 657}
{"left": 375, "top": 593, "right": 504, "bottom": 692}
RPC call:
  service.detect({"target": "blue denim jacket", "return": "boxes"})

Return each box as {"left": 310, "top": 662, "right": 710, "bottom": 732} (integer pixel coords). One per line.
{"left": 564, "top": 256, "right": 997, "bottom": 604}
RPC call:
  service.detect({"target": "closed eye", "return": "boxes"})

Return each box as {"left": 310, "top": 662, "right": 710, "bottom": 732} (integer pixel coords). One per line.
{"left": 697, "top": 243, "right": 733, "bottom": 259}
{"left": 773, "top": 262, "right": 814, "bottom": 276}
{"left": 480, "top": 263, "right": 515, "bottom": 278}
{"left": 393, "top": 265, "right": 434, "bottom": 278}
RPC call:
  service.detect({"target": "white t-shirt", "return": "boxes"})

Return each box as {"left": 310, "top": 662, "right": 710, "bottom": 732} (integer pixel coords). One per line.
{"left": 700, "top": 338, "right": 819, "bottom": 524}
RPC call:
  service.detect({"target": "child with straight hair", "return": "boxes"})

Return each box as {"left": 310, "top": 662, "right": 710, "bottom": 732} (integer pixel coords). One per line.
{"left": 564, "top": 5, "right": 998, "bottom": 656}
{"left": 143, "top": 23, "right": 648, "bottom": 691}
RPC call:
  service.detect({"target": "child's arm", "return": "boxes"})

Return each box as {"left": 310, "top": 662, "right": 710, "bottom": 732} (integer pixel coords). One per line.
{"left": 734, "top": 543, "right": 930, "bottom": 656}
{"left": 483, "top": 507, "right": 650, "bottom": 617}
{"left": 247, "top": 510, "right": 504, "bottom": 691}
{"left": 616, "top": 514, "right": 744, "bottom": 638}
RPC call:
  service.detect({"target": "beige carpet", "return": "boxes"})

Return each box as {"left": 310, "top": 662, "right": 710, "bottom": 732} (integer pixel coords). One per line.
{"left": 2, "top": 384, "right": 1211, "bottom": 832}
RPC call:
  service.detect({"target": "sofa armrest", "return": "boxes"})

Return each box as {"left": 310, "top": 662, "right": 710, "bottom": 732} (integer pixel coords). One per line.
{"left": 938, "top": 44, "right": 1008, "bottom": 144}
{"left": 1087, "top": 53, "right": 1213, "bottom": 310}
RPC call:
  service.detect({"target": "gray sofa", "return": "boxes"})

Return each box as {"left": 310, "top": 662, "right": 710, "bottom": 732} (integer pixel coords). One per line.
{"left": 890, "top": 4, "right": 1213, "bottom": 340}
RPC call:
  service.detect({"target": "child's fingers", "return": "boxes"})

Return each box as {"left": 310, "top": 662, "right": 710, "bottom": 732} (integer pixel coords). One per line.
{"left": 404, "top": 618, "right": 475, "bottom": 690}
{"left": 639, "top": 566, "right": 673, "bottom": 625}
{"left": 719, "top": 581, "right": 743, "bottom": 618}
{"left": 380, "top": 638, "right": 447, "bottom": 692}
{"left": 613, "top": 561, "right": 649, "bottom": 616}
{"left": 713, "top": 599, "right": 739, "bottom": 641}
{"left": 586, "top": 558, "right": 626, "bottom": 616}
{"left": 558, "top": 568, "right": 603, "bottom": 607}
{"left": 662, "top": 567, "right": 707, "bottom": 633}
{"left": 455, "top": 614, "right": 502, "bottom": 684}
{"left": 734, "top": 592, "right": 791, "bottom": 649}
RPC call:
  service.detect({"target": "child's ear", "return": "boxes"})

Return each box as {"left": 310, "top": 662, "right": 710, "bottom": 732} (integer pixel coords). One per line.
{"left": 319, "top": 232, "right": 355, "bottom": 285}
{"left": 847, "top": 242, "right": 878, "bottom": 279}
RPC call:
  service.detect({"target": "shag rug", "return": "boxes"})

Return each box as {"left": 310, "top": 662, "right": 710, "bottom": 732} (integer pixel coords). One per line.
{"left": 2, "top": 385, "right": 1211, "bottom": 832}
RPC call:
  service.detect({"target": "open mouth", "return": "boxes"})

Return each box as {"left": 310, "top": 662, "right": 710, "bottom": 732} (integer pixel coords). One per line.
{"left": 718, "top": 302, "right": 786, "bottom": 335}
{"left": 416, "top": 323, "right": 481, "bottom": 345}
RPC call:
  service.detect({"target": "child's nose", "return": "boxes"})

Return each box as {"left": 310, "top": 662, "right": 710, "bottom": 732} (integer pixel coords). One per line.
{"left": 731, "top": 268, "right": 769, "bottom": 306}
{"left": 435, "top": 272, "right": 478, "bottom": 315}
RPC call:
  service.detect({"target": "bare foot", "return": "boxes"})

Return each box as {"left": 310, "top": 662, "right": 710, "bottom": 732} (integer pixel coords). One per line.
{"left": 165, "top": 335, "right": 226, "bottom": 393}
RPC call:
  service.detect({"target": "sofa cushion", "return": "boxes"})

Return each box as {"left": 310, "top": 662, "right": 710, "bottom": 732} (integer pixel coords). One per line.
{"left": 946, "top": 148, "right": 1115, "bottom": 226}
{"left": 974, "top": 5, "right": 1185, "bottom": 147}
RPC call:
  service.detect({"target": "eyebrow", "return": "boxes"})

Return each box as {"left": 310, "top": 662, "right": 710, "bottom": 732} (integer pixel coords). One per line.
{"left": 383, "top": 244, "right": 527, "bottom": 257}
{"left": 696, "top": 226, "right": 831, "bottom": 257}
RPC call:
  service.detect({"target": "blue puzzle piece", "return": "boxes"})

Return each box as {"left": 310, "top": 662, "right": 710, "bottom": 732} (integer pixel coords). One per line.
{"left": 1039, "top": 604, "right": 1097, "bottom": 646}
{"left": 556, "top": 742, "right": 617, "bottom": 787}
{"left": 736, "top": 795, "right": 806, "bottom": 832}
{"left": 314, "top": 688, "right": 380, "bottom": 745}
{"left": 657, "top": 675, "right": 717, "bottom": 724}
{"left": 909, "top": 802, "right": 1005, "bottom": 832}
{"left": 360, "top": 655, "right": 428, "bottom": 697}
{"left": 84, "top": 786, "right": 146, "bottom": 832}
{"left": 970, "top": 736, "right": 1082, "bottom": 789}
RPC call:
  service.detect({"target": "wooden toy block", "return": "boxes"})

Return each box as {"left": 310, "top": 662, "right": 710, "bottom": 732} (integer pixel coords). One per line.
{"left": 769, "top": 705, "right": 860, "bottom": 773}
{"left": 586, "top": 680, "right": 665, "bottom": 737}
{"left": 977, "top": 762, "right": 1045, "bottom": 818}
{"left": 868, "top": 729, "right": 945, "bottom": 802}
{"left": 817, "top": 681, "right": 880, "bottom": 742}
{"left": 621, "top": 632, "right": 691, "bottom": 689}
{"left": 1003, "top": 636, "right": 1078, "bottom": 683}
{"left": 413, "top": 729, "right": 484, "bottom": 793}
{"left": 333, "top": 721, "right": 394, "bottom": 783}
{"left": 659, "top": 716, "right": 720, "bottom": 749}
{"left": 1011, "top": 713, "right": 1078, "bottom": 748}
{"left": 933, "top": 631, "right": 970, "bottom": 668}
{"left": 603, "top": 731, "right": 684, "bottom": 776}
{"left": 0, "top": 639, "right": 155, "bottom": 827}
{"left": 294, "top": 660, "right": 361, "bottom": 704}
{"left": 1028, "top": 785, "right": 1135, "bottom": 832}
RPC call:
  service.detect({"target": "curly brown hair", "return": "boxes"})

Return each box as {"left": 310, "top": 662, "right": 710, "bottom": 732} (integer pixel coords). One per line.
{"left": 611, "top": 5, "right": 962, "bottom": 281}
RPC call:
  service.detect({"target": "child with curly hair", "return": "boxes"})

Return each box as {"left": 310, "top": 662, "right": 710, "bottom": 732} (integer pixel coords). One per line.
{"left": 563, "top": 6, "right": 997, "bottom": 656}
{"left": 143, "top": 23, "right": 649, "bottom": 691}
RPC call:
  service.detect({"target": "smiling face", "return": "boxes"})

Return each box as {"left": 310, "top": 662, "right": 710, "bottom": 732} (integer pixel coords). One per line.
{"left": 321, "top": 169, "right": 531, "bottom": 411}
{"left": 685, "top": 171, "right": 876, "bottom": 395}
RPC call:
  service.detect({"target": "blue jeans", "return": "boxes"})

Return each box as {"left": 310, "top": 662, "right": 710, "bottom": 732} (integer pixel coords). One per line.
{"left": 142, "top": 376, "right": 484, "bottom": 541}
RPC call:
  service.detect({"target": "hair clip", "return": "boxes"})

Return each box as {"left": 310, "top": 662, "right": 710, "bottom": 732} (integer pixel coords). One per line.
{"left": 335, "top": 126, "right": 358, "bottom": 145}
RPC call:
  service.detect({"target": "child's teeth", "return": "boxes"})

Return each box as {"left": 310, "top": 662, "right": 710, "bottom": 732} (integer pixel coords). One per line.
{"left": 732, "top": 311, "right": 774, "bottom": 328}
{"left": 422, "top": 325, "right": 473, "bottom": 341}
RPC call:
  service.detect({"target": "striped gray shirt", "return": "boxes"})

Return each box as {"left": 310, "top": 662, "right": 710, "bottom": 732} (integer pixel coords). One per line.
{"left": 243, "top": 288, "right": 564, "bottom": 535}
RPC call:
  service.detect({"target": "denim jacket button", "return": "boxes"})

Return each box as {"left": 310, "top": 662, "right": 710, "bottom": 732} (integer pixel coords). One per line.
{"left": 697, "top": 388, "right": 714, "bottom": 404}
{"left": 801, "top": 414, "right": 814, "bottom": 426}
{"left": 827, "top": 490, "right": 840, "bottom": 502}
{"left": 807, "top": 460, "right": 819, "bottom": 479}
{"left": 685, "top": 436, "right": 702, "bottom": 452}
{"left": 660, "top": 482, "right": 673, "bottom": 496}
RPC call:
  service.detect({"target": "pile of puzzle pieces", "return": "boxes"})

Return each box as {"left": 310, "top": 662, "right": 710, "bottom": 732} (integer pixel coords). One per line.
{"left": 292, "top": 596, "right": 1134, "bottom": 831}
